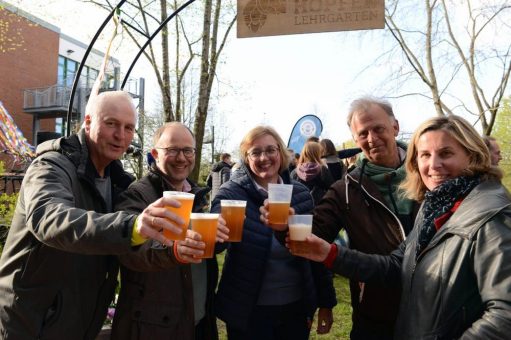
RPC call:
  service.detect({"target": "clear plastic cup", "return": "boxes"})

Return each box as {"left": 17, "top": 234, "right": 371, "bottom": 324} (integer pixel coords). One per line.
{"left": 267, "top": 183, "right": 293, "bottom": 226}
{"left": 162, "top": 191, "right": 195, "bottom": 240}
{"left": 288, "top": 214, "right": 313, "bottom": 253}
{"left": 221, "top": 200, "right": 247, "bottom": 242}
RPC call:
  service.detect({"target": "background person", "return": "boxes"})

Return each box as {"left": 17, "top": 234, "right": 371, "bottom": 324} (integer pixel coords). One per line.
{"left": 211, "top": 126, "right": 336, "bottom": 340}
{"left": 292, "top": 115, "right": 511, "bottom": 339}
{"left": 207, "top": 152, "right": 233, "bottom": 200}
{"left": 291, "top": 141, "right": 334, "bottom": 206}
{"left": 111, "top": 122, "right": 228, "bottom": 340}
{"left": 0, "top": 91, "right": 183, "bottom": 339}
{"left": 483, "top": 135, "right": 503, "bottom": 166}
{"left": 320, "top": 138, "right": 344, "bottom": 181}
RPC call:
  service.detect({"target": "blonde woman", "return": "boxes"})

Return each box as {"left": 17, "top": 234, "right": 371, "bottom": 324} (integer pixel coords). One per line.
{"left": 291, "top": 115, "right": 511, "bottom": 339}
{"left": 211, "top": 126, "right": 336, "bottom": 339}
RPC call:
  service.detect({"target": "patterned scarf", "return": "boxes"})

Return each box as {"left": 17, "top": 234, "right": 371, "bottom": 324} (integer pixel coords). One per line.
{"left": 416, "top": 175, "right": 480, "bottom": 258}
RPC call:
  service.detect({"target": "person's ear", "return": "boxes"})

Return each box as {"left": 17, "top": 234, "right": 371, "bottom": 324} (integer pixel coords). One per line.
{"left": 150, "top": 148, "right": 158, "bottom": 163}
{"left": 84, "top": 114, "right": 92, "bottom": 132}
{"left": 393, "top": 119, "right": 400, "bottom": 137}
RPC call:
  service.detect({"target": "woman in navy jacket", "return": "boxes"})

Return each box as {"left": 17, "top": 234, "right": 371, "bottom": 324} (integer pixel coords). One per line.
{"left": 211, "top": 126, "right": 336, "bottom": 340}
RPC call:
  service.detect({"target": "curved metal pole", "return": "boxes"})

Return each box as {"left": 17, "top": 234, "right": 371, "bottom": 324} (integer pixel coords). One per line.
{"left": 66, "top": 0, "right": 128, "bottom": 136}
{"left": 121, "top": 0, "right": 197, "bottom": 89}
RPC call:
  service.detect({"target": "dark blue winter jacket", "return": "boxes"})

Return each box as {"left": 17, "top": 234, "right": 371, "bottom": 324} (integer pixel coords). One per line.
{"left": 211, "top": 163, "right": 337, "bottom": 331}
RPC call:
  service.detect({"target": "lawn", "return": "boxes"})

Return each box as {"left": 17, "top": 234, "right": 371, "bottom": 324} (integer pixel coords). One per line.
{"left": 216, "top": 254, "right": 353, "bottom": 339}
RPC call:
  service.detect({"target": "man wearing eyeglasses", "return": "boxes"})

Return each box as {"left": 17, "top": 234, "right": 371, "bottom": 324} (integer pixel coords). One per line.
{"left": 111, "top": 122, "right": 228, "bottom": 340}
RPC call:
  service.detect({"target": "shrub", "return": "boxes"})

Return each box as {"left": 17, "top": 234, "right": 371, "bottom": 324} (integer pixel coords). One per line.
{"left": 0, "top": 192, "right": 18, "bottom": 255}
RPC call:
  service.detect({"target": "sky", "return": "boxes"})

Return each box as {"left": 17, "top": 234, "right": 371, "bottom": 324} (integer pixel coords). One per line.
{"left": 4, "top": 0, "right": 506, "bottom": 158}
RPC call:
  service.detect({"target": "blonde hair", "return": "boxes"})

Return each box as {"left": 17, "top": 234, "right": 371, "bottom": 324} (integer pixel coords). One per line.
{"left": 299, "top": 141, "right": 323, "bottom": 165}
{"left": 400, "top": 115, "right": 502, "bottom": 202}
{"left": 239, "top": 125, "right": 289, "bottom": 173}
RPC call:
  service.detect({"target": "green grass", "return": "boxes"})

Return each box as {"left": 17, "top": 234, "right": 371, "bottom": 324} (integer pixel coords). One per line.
{"left": 216, "top": 254, "right": 352, "bottom": 339}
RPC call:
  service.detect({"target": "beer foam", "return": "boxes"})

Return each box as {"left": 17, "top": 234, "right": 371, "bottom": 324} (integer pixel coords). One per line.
{"left": 289, "top": 223, "right": 312, "bottom": 241}
{"left": 190, "top": 213, "right": 220, "bottom": 219}
{"left": 163, "top": 191, "right": 195, "bottom": 200}
{"left": 221, "top": 200, "right": 247, "bottom": 207}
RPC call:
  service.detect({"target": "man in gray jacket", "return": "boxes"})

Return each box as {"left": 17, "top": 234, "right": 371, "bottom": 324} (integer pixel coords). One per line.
{"left": 0, "top": 91, "right": 184, "bottom": 339}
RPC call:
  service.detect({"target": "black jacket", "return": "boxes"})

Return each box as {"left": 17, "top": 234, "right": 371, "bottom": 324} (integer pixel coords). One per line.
{"left": 211, "top": 163, "right": 337, "bottom": 331}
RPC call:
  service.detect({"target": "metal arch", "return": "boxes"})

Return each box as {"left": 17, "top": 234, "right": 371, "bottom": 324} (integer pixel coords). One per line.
{"left": 66, "top": 0, "right": 127, "bottom": 136}
{"left": 66, "top": 0, "right": 197, "bottom": 136}
{"left": 121, "top": 0, "right": 197, "bottom": 89}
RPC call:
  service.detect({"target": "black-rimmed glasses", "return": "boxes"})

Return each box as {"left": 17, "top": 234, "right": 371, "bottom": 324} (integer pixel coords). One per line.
{"left": 156, "top": 147, "right": 196, "bottom": 158}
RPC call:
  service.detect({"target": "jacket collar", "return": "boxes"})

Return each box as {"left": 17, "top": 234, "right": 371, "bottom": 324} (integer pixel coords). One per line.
{"left": 425, "top": 180, "right": 510, "bottom": 241}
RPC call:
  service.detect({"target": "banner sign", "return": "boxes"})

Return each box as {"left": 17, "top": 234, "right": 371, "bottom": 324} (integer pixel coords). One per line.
{"left": 237, "top": 0, "right": 385, "bottom": 38}
{"left": 287, "top": 114, "right": 323, "bottom": 155}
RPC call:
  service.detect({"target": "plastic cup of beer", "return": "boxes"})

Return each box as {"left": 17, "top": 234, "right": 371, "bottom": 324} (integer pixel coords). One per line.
{"left": 190, "top": 213, "right": 219, "bottom": 259}
{"left": 162, "top": 191, "right": 195, "bottom": 240}
{"left": 221, "top": 200, "right": 247, "bottom": 242}
{"left": 288, "top": 214, "right": 313, "bottom": 253}
{"left": 268, "top": 183, "right": 293, "bottom": 227}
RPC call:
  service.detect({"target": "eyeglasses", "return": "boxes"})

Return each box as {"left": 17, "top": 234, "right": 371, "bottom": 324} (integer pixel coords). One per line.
{"left": 156, "top": 147, "right": 196, "bottom": 158}
{"left": 247, "top": 146, "right": 280, "bottom": 160}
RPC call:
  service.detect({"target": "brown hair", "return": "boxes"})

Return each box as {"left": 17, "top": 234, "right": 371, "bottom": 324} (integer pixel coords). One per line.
{"left": 400, "top": 115, "right": 501, "bottom": 201}
{"left": 299, "top": 141, "right": 323, "bottom": 165}
{"left": 239, "top": 125, "right": 289, "bottom": 173}
{"left": 320, "top": 138, "right": 337, "bottom": 157}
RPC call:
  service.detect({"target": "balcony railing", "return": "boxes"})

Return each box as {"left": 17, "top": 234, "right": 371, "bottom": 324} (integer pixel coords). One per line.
{"left": 23, "top": 84, "right": 79, "bottom": 113}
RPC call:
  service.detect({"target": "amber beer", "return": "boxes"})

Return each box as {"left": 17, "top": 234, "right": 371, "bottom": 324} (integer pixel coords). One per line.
{"left": 190, "top": 213, "right": 219, "bottom": 258}
{"left": 162, "top": 191, "right": 195, "bottom": 240}
{"left": 288, "top": 215, "right": 313, "bottom": 253}
{"left": 268, "top": 183, "right": 293, "bottom": 227}
{"left": 268, "top": 201, "right": 291, "bottom": 226}
{"left": 221, "top": 200, "right": 247, "bottom": 242}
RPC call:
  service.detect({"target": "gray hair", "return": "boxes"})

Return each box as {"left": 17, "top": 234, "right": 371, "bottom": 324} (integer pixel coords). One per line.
{"left": 347, "top": 96, "right": 395, "bottom": 127}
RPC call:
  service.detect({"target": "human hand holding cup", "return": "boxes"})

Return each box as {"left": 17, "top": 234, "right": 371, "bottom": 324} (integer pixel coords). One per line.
{"left": 175, "top": 229, "right": 205, "bottom": 263}
{"left": 287, "top": 233, "right": 332, "bottom": 262}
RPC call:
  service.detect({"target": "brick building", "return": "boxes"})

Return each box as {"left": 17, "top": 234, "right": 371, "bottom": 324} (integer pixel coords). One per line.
{"left": 0, "top": 0, "right": 119, "bottom": 171}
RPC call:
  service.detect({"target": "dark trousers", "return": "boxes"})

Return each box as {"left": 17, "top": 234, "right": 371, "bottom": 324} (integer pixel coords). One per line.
{"left": 350, "top": 326, "right": 394, "bottom": 340}
{"left": 226, "top": 300, "right": 310, "bottom": 340}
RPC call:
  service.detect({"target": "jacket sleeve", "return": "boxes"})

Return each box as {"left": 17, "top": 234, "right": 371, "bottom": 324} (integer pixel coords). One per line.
{"left": 331, "top": 241, "right": 404, "bottom": 288}
{"left": 461, "top": 216, "right": 511, "bottom": 339}
{"left": 310, "top": 261, "right": 337, "bottom": 308}
{"left": 114, "top": 183, "right": 180, "bottom": 271}
{"left": 23, "top": 155, "right": 134, "bottom": 255}
{"left": 312, "top": 181, "right": 349, "bottom": 243}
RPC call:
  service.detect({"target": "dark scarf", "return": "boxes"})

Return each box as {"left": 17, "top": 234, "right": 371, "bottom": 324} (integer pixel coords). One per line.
{"left": 416, "top": 175, "right": 480, "bottom": 258}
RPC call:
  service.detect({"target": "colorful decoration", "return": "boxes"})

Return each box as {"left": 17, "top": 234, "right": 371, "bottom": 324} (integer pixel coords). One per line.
{"left": 0, "top": 101, "right": 35, "bottom": 168}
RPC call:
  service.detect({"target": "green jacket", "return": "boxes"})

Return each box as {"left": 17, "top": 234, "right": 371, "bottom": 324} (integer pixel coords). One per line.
{"left": 0, "top": 130, "right": 135, "bottom": 339}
